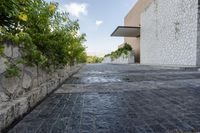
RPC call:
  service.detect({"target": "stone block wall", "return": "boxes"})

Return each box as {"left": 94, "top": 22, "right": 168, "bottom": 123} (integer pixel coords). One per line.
{"left": 141, "top": 0, "right": 198, "bottom": 66}
{"left": 0, "top": 43, "right": 84, "bottom": 132}
{"left": 102, "top": 52, "right": 135, "bottom": 64}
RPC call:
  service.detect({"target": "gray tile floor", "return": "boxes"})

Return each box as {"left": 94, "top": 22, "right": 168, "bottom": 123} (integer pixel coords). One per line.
{"left": 8, "top": 64, "right": 200, "bottom": 133}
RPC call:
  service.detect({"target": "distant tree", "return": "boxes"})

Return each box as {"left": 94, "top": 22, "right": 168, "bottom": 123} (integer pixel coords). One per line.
{"left": 87, "top": 56, "right": 103, "bottom": 64}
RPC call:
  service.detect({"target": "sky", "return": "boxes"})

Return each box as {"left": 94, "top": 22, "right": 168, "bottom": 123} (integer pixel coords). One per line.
{"left": 45, "top": 0, "right": 137, "bottom": 57}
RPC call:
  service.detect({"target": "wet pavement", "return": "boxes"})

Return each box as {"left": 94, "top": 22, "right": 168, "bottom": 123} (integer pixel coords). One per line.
{"left": 8, "top": 64, "right": 200, "bottom": 133}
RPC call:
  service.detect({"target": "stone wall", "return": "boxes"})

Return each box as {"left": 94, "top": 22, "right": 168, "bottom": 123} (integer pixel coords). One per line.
{"left": 197, "top": 0, "right": 200, "bottom": 65}
{"left": 102, "top": 52, "right": 135, "bottom": 64}
{"left": 141, "top": 0, "right": 198, "bottom": 66}
{"left": 0, "top": 43, "right": 84, "bottom": 132}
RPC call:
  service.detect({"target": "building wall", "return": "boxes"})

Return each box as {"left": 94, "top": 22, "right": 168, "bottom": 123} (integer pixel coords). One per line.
{"left": 124, "top": 0, "right": 153, "bottom": 63}
{"left": 118, "top": 43, "right": 125, "bottom": 49}
{"left": 197, "top": 0, "right": 200, "bottom": 65}
{"left": 141, "top": 0, "right": 198, "bottom": 66}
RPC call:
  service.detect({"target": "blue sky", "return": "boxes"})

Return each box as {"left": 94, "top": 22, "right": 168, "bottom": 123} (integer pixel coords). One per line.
{"left": 45, "top": 0, "right": 137, "bottom": 57}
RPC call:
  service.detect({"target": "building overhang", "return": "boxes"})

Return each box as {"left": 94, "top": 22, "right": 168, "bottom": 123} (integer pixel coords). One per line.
{"left": 111, "top": 26, "right": 140, "bottom": 37}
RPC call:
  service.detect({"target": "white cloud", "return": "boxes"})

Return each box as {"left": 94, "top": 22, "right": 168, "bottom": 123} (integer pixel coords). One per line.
{"left": 95, "top": 21, "right": 103, "bottom": 26}
{"left": 62, "top": 3, "right": 88, "bottom": 17}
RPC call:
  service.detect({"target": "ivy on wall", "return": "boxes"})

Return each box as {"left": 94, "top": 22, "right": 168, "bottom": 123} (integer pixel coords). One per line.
{"left": 104, "top": 43, "right": 133, "bottom": 61}
{"left": 0, "top": 0, "right": 87, "bottom": 77}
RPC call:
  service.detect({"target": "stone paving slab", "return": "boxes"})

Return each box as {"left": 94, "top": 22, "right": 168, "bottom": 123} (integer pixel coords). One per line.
{"left": 7, "top": 64, "right": 200, "bottom": 133}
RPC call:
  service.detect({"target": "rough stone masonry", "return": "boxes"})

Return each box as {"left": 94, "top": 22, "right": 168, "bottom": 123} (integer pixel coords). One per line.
{"left": 0, "top": 43, "right": 84, "bottom": 132}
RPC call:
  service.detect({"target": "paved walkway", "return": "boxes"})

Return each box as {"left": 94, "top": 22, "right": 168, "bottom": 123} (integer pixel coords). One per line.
{"left": 8, "top": 64, "right": 200, "bottom": 133}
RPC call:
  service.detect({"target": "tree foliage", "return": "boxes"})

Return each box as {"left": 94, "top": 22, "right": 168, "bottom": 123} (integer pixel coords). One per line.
{"left": 87, "top": 56, "right": 103, "bottom": 64}
{"left": 0, "top": 0, "right": 87, "bottom": 76}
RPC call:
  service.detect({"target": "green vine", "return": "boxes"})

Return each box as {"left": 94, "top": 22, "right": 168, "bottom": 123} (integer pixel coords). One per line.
{"left": 4, "top": 63, "right": 20, "bottom": 78}
{"left": 0, "top": 46, "right": 4, "bottom": 56}
{"left": 104, "top": 43, "right": 133, "bottom": 61}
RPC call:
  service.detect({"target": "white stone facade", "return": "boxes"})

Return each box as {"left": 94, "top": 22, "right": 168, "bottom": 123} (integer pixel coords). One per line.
{"left": 141, "top": 0, "right": 198, "bottom": 66}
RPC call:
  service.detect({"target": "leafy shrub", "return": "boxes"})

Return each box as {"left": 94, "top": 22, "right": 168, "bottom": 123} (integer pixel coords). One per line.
{"left": 0, "top": 0, "right": 87, "bottom": 77}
